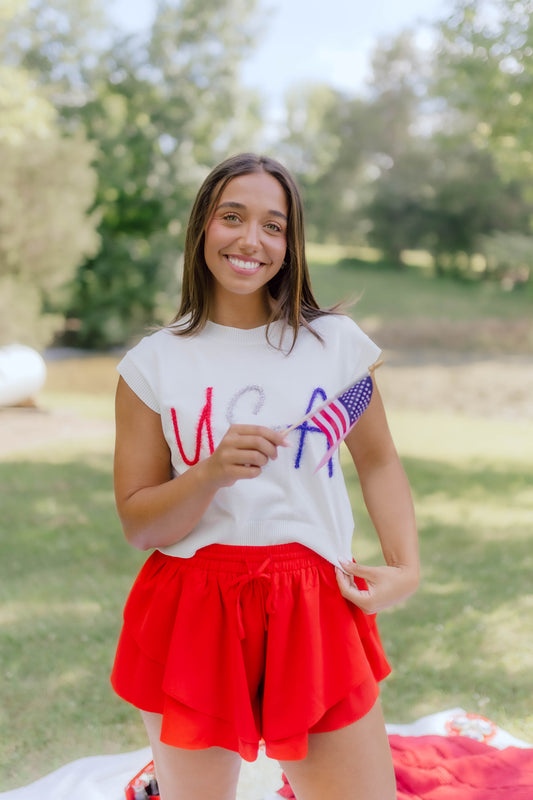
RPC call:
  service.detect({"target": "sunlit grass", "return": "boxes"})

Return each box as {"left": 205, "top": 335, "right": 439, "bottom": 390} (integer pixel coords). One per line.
{"left": 342, "top": 410, "right": 533, "bottom": 745}
{"left": 309, "top": 258, "right": 533, "bottom": 324}
{"left": 1, "top": 448, "right": 147, "bottom": 787}
{"left": 387, "top": 409, "right": 533, "bottom": 464}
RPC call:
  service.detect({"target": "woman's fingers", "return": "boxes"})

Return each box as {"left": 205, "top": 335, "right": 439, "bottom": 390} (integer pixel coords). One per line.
{"left": 207, "top": 425, "right": 288, "bottom": 486}
{"left": 335, "top": 565, "right": 373, "bottom": 610}
{"left": 224, "top": 426, "right": 286, "bottom": 461}
{"left": 335, "top": 561, "right": 418, "bottom": 614}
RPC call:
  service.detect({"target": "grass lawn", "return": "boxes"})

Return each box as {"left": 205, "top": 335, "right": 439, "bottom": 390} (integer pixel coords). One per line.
{"left": 308, "top": 252, "right": 532, "bottom": 325}
{"left": 1, "top": 255, "right": 532, "bottom": 788}
{"left": 2, "top": 408, "right": 532, "bottom": 788}
{"left": 345, "top": 411, "right": 533, "bottom": 744}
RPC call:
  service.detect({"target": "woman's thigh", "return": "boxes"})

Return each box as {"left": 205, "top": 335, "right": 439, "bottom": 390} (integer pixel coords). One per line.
{"left": 140, "top": 710, "right": 242, "bottom": 800}
{"left": 278, "top": 699, "right": 396, "bottom": 800}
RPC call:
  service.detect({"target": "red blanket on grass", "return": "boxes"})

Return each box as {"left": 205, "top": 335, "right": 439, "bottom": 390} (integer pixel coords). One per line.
{"left": 278, "top": 735, "right": 533, "bottom": 799}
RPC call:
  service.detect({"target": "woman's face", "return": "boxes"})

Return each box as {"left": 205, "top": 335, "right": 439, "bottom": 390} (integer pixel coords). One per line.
{"left": 203, "top": 171, "right": 288, "bottom": 317}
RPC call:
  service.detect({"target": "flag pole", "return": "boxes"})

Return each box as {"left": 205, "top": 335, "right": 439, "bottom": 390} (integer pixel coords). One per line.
{"left": 282, "top": 358, "right": 383, "bottom": 436}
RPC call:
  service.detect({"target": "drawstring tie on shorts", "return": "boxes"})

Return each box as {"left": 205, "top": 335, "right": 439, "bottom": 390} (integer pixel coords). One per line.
{"left": 230, "top": 557, "right": 276, "bottom": 639}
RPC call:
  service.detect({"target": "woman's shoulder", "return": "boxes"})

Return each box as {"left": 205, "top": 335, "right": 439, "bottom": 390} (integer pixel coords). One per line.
{"left": 126, "top": 323, "right": 189, "bottom": 355}
{"left": 309, "top": 312, "right": 381, "bottom": 369}
{"left": 122, "top": 328, "right": 160, "bottom": 354}
{"left": 117, "top": 330, "right": 184, "bottom": 379}
{"left": 309, "top": 311, "right": 372, "bottom": 341}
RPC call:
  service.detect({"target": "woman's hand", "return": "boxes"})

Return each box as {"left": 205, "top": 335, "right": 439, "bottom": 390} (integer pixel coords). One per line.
{"left": 335, "top": 560, "right": 419, "bottom": 615}
{"left": 204, "top": 424, "right": 290, "bottom": 488}
{"left": 340, "top": 380, "right": 420, "bottom": 614}
{"left": 115, "top": 379, "right": 290, "bottom": 550}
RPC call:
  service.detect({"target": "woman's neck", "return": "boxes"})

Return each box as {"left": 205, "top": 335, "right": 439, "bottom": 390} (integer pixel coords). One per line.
{"left": 209, "top": 293, "right": 272, "bottom": 329}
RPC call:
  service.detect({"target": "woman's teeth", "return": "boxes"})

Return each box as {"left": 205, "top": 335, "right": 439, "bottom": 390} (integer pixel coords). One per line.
{"left": 227, "top": 256, "right": 261, "bottom": 270}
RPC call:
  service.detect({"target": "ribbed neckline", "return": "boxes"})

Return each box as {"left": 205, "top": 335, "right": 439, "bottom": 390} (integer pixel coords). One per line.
{"left": 203, "top": 319, "right": 286, "bottom": 346}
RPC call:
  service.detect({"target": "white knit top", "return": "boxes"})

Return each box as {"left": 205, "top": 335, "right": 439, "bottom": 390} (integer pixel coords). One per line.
{"left": 117, "top": 313, "right": 381, "bottom": 565}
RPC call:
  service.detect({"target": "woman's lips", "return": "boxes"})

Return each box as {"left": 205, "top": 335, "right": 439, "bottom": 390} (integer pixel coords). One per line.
{"left": 225, "top": 255, "right": 264, "bottom": 274}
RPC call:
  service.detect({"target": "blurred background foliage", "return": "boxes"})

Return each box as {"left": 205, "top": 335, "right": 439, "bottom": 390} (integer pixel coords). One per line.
{"left": 0, "top": 0, "right": 532, "bottom": 349}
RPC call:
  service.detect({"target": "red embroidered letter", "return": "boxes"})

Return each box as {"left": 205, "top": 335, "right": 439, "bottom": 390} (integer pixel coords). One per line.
{"left": 171, "top": 387, "right": 215, "bottom": 465}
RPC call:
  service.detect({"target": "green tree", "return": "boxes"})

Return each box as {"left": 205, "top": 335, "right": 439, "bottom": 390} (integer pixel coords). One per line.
{"left": 366, "top": 31, "right": 428, "bottom": 162}
{"left": 367, "top": 134, "right": 531, "bottom": 274}
{"left": 362, "top": 32, "right": 434, "bottom": 264}
{"left": 358, "top": 18, "right": 531, "bottom": 274}
{"left": 436, "top": 0, "right": 533, "bottom": 185}
{"left": 65, "top": 0, "right": 262, "bottom": 348}
{"left": 278, "top": 84, "right": 370, "bottom": 243}
{"left": 366, "top": 146, "right": 435, "bottom": 266}
{"left": 0, "top": 61, "right": 99, "bottom": 348}
{"left": 425, "top": 0, "right": 533, "bottom": 280}
{"left": 422, "top": 137, "right": 529, "bottom": 276}
{"left": 277, "top": 33, "right": 429, "bottom": 250}
{"left": 2, "top": 0, "right": 108, "bottom": 94}
{"left": 4, "top": 0, "right": 262, "bottom": 348}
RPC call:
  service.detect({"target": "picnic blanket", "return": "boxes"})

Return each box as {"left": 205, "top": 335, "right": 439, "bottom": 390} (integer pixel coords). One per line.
{"left": 1, "top": 709, "right": 531, "bottom": 800}
{"left": 392, "top": 735, "right": 533, "bottom": 799}
{"left": 277, "top": 733, "right": 533, "bottom": 799}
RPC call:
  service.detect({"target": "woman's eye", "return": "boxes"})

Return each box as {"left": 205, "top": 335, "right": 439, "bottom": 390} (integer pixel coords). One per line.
{"left": 265, "top": 222, "right": 282, "bottom": 233}
{"left": 222, "top": 213, "right": 240, "bottom": 223}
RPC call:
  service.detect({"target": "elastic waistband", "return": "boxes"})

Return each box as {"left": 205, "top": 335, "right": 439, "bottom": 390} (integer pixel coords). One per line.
{"left": 157, "top": 542, "right": 329, "bottom": 574}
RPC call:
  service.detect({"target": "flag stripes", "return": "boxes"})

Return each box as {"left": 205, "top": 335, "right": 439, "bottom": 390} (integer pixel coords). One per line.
{"left": 310, "top": 402, "right": 351, "bottom": 447}
{"left": 309, "top": 374, "right": 374, "bottom": 472}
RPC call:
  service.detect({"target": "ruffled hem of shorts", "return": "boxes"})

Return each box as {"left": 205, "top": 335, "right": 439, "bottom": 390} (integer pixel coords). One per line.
{"left": 111, "top": 547, "right": 391, "bottom": 761}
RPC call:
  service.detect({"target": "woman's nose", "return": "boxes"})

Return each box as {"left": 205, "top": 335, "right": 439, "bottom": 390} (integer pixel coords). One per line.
{"left": 240, "top": 221, "right": 260, "bottom": 248}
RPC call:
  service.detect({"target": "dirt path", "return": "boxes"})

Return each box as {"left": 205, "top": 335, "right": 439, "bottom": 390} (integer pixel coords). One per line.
{"left": 1, "top": 348, "right": 532, "bottom": 458}
{"left": 378, "top": 350, "right": 533, "bottom": 422}
{"left": 0, "top": 404, "right": 115, "bottom": 457}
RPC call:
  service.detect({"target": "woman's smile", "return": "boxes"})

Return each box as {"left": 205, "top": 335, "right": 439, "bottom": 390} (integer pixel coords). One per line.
{"left": 203, "top": 171, "right": 288, "bottom": 320}
{"left": 225, "top": 254, "right": 264, "bottom": 274}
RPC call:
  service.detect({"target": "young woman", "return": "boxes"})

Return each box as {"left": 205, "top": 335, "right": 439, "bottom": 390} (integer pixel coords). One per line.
{"left": 111, "top": 153, "right": 419, "bottom": 800}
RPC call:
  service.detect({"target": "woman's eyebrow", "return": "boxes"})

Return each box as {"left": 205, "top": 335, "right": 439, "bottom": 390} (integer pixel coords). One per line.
{"left": 216, "top": 200, "right": 287, "bottom": 221}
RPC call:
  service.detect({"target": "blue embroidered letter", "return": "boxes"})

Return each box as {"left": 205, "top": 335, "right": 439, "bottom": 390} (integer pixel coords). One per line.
{"left": 294, "top": 388, "right": 334, "bottom": 477}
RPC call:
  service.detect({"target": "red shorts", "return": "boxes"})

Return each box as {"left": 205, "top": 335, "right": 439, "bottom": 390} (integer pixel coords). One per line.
{"left": 111, "top": 543, "right": 391, "bottom": 762}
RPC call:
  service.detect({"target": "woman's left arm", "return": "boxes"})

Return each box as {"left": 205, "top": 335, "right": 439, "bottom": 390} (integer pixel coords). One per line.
{"left": 336, "top": 378, "right": 420, "bottom": 613}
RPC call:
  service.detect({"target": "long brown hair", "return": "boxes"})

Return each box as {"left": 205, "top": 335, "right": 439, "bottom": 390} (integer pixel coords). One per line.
{"left": 171, "top": 152, "right": 335, "bottom": 348}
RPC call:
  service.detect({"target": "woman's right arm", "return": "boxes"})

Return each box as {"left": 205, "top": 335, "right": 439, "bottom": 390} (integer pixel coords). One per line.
{"left": 113, "top": 377, "right": 285, "bottom": 550}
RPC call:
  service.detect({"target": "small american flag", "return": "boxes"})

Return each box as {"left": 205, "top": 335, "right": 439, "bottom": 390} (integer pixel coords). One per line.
{"left": 284, "top": 360, "right": 381, "bottom": 473}
{"left": 310, "top": 375, "right": 374, "bottom": 472}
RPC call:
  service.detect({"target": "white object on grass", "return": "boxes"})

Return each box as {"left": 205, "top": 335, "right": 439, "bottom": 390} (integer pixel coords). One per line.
{"left": 0, "top": 344, "right": 46, "bottom": 406}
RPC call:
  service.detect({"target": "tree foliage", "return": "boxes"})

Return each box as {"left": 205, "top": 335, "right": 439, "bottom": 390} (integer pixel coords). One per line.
{"left": 279, "top": 33, "right": 430, "bottom": 251}
{"left": 278, "top": 84, "right": 375, "bottom": 244}
{"left": 436, "top": 0, "right": 533, "bottom": 185}
{"left": 277, "top": 9, "right": 532, "bottom": 285}
{"left": 423, "top": 0, "right": 533, "bottom": 277}
{"left": 2, "top": 0, "right": 532, "bottom": 350}
{"left": 64, "top": 0, "right": 262, "bottom": 348}
{"left": 367, "top": 134, "right": 531, "bottom": 274}
{"left": 3, "top": 0, "right": 262, "bottom": 349}
{"left": 2, "top": 0, "right": 108, "bottom": 93}
{"left": 0, "top": 61, "right": 99, "bottom": 347}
